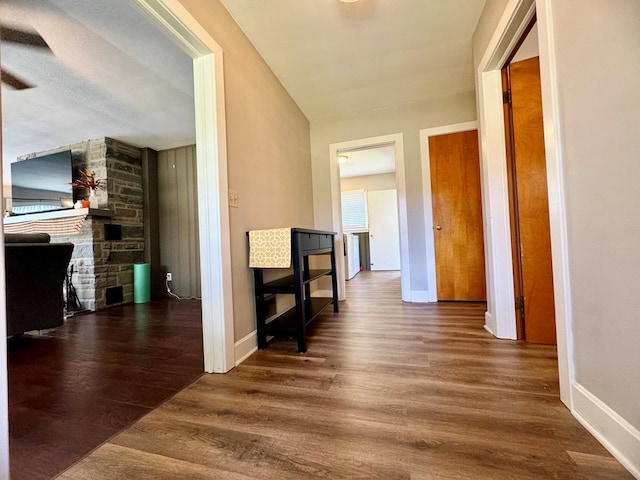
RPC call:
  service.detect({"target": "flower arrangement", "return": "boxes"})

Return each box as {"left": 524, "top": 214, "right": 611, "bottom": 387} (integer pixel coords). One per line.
{"left": 70, "top": 169, "right": 106, "bottom": 191}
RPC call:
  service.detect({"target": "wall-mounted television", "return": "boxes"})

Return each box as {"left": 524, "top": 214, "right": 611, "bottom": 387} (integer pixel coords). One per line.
{"left": 10, "top": 150, "right": 74, "bottom": 215}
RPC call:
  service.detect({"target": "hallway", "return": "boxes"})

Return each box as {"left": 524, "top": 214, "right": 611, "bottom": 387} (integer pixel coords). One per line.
{"left": 58, "top": 271, "right": 631, "bottom": 479}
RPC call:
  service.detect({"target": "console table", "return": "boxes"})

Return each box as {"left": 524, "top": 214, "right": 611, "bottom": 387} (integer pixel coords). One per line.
{"left": 249, "top": 228, "right": 339, "bottom": 353}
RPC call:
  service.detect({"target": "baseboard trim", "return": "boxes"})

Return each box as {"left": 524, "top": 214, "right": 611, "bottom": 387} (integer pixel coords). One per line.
{"left": 484, "top": 311, "right": 496, "bottom": 336}
{"left": 572, "top": 383, "right": 640, "bottom": 479}
{"left": 234, "top": 330, "right": 257, "bottom": 367}
{"left": 410, "top": 290, "right": 431, "bottom": 303}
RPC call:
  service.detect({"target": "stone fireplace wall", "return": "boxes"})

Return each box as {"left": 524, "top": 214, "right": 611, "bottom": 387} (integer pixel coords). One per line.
{"left": 20, "top": 137, "right": 144, "bottom": 311}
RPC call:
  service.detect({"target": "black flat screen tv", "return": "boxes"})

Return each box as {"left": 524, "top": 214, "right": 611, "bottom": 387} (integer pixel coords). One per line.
{"left": 10, "top": 150, "right": 74, "bottom": 215}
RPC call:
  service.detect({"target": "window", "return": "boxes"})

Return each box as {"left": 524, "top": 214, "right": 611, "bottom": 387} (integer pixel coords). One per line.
{"left": 341, "top": 189, "right": 368, "bottom": 233}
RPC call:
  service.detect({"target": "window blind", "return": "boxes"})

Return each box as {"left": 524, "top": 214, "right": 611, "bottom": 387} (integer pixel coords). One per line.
{"left": 341, "top": 189, "right": 368, "bottom": 233}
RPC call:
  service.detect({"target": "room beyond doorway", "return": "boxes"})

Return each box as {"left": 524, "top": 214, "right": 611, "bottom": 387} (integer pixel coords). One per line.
{"left": 329, "top": 133, "right": 409, "bottom": 302}
{"left": 8, "top": 299, "right": 204, "bottom": 480}
{"left": 339, "top": 145, "right": 401, "bottom": 273}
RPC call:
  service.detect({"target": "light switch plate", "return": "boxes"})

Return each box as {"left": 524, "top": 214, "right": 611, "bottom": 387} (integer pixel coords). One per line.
{"left": 229, "top": 189, "right": 239, "bottom": 208}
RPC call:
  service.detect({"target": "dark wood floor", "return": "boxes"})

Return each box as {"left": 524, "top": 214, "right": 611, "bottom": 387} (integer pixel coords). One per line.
{"left": 57, "top": 271, "right": 632, "bottom": 479}
{"left": 8, "top": 298, "right": 204, "bottom": 480}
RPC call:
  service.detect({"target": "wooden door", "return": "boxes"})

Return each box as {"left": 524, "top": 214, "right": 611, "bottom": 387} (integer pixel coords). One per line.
{"left": 429, "top": 130, "right": 486, "bottom": 301}
{"left": 505, "top": 56, "right": 556, "bottom": 345}
{"left": 367, "top": 189, "right": 401, "bottom": 271}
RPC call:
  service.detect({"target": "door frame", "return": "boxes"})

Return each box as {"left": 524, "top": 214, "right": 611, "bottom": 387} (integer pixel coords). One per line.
{"left": 0, "top": 38, "right": 7, "bottom": 477}
{"left": 419, "top": 121, "right": 479, "bottom": 302}
{"left": 329, "top": 133, "right": 410, "bottom": 301}
{"left": 476, "top": 0, "right": 573, "bottom": 407}
{"left": 132, "top": 0, "right": 235, "bottom": 374}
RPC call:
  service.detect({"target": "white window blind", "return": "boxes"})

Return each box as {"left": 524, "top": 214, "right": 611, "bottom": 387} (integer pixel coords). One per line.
{"left": 341, "top": 189, "right": 368, "bottom": 233}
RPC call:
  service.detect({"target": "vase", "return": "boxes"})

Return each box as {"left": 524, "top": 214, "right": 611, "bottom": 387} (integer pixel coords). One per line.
{"left": 88, "top": 189, "right": 98, "bottom": 208}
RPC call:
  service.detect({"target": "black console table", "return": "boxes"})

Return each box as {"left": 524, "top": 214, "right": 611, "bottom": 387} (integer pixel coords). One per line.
{"left": 250, "top": 228, "right": 339, "bottom": 353}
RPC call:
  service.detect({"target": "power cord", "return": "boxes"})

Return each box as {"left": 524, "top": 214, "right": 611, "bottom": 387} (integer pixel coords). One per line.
{"left": 165, "top": 276, "right": 201, "bottom": 301}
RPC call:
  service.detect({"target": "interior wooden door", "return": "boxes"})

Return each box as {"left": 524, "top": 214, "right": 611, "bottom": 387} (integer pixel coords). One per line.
{"left": 367, "top": 189, "right": 401, "bottom": 271}
{"left": 429, "top": 130, "right": 486, "bottom": 301}
{"left": 506, "top": 56, "right": 556, "bottom": 345}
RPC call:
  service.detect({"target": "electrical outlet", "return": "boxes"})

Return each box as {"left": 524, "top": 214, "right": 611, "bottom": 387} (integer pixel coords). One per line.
{"left": 228, "top": 189, "right": 239, "bottom": 208}
{"left": 166, "top": 272, "right": 172, "bottom": 282}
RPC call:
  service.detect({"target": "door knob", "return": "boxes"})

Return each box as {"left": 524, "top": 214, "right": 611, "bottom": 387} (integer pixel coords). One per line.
{"left": 435, "top": 225, "right": 442, "bottom": 230}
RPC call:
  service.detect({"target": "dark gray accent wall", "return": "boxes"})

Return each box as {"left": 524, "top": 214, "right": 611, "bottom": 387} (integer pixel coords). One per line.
{"left": 157, "top": 145, "right": 200, "bottom": 298}
{"left": 141, "top": 148, "right": 163, "bottom": 300}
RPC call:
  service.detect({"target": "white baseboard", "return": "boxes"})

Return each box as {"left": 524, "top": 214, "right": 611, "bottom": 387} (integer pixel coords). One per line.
{"left": 572, "top": 383, "right": 640, "bottom": 479}
{"left": 410, "top": 290, "right": 431, "bottom": 303}
{"left": 234, "top": 330, "right": 257, "bottom": 366}
{"left": 484, "top": 311, "right": 496, "bottom": 337}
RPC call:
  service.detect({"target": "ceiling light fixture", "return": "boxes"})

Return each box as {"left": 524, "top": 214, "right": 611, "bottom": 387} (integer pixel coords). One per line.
{"left": 338, "top": 155, "right": 349, "bottom": 164}
{"left": 339, "top": 0, "right": 359, "bottom": 3}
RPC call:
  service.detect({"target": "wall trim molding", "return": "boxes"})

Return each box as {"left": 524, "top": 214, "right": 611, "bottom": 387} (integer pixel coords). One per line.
{"left": 234, "top": 331, "right": 258, "bottom": 367}
{"left": 410, "top": 290, "right": 430, "bottom": 303}
{"left": 484, "top": 312, "right": 496, "bottom": 336}
{"left": 572, "top": 383, "right": 640, "bottom": 479}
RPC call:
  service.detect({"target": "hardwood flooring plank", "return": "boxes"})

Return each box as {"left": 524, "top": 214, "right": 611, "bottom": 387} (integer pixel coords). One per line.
{"left": 9, "top": 298, "right": 204, "bottom": 480}
{"left": 109, "top": 413, "right": 411, "bottom": 480}
{"left": 568, "top": 450, "right": 634, "bottom": 480}
{"left": 56, "top": 443, "right": 255, "bottom": 480}
{"left": 56, "top": 271, "right": 633, "bottom": 480}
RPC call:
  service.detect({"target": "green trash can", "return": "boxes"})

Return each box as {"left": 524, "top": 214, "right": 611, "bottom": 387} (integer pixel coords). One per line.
{"left": 133, "top": 263, "right": 151, "bottom": 303}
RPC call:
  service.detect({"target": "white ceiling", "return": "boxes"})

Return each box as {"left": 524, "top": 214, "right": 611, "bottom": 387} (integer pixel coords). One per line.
{"left": 219, "top": 0, "right": 485, "bottom": 177}
{"left": 220, "top": 0, "right": 486, "bottom": 122}
{"left": 1, "top": 0, "right": 486, "bottom": 177}
{"left": 0, "top": 0, "right": 194, "bottom": 163}
{"left": 339, "top": 145, "right": 396, "bottom": 178}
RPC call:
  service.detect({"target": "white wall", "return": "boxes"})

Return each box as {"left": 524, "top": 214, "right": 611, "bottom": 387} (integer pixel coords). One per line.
{"left": 312, "top": 92, "right": 477, "bottom": 294}
{"left": 551, "top": 0, "right": 640, "bottom": 432}
{"left": 341, "top": 172, "right": 396, "bottom": 192}
{"left": 179, "top": 0, "right": 315, "bottom": 345}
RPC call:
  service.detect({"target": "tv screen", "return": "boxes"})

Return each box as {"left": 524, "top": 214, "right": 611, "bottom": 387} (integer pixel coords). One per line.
{"left": 11, "top": 150, "right": 74, "bottom": 215}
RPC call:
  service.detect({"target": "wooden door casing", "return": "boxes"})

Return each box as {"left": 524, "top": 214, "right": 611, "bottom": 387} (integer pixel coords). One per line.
{"left": 502, "top": 67, "right": 525, "bottom": 340}
{"left": 507, "top": 56, "right": 556, "bottom": 345}
{"left": 429, "top": 130, "right": 486, "bottom": 301}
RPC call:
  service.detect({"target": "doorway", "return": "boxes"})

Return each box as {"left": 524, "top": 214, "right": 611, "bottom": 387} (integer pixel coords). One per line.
{"left": 338, "top": 144, "right": 401, "bottom": 274}
{"left": 0, "top": 2, "right": 235, "bottom": 474}
{"left": 132, "top": 1, "right": 235, "bottom": 373}
{"left": 475, "top": 0, "right": 572, "bottom": 405}
{"left": 329, "top": 133, "right": 410, "bottom": 302}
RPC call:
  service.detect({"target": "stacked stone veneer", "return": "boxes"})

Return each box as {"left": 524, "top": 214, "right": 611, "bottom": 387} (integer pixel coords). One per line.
{"left": 23, "top": 137, "right": 144, "bottom": 311}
